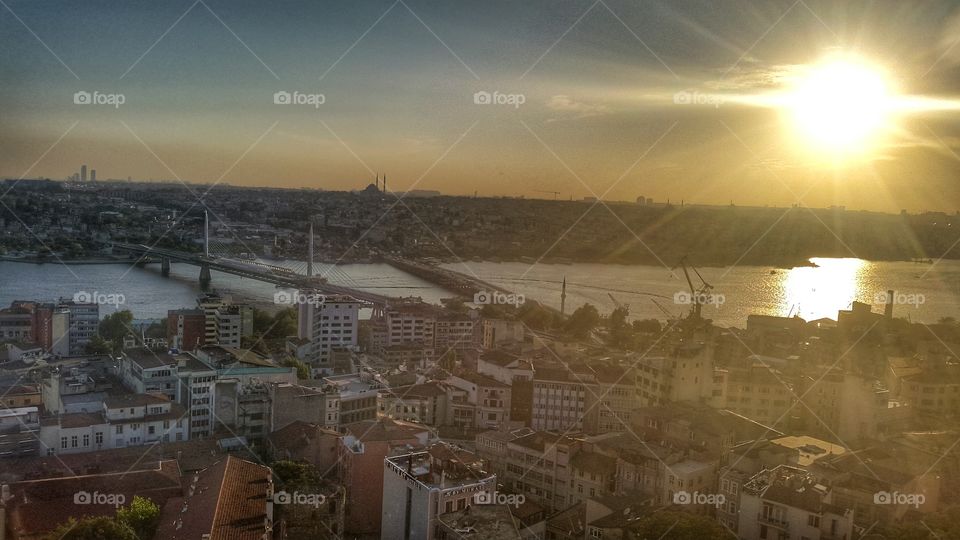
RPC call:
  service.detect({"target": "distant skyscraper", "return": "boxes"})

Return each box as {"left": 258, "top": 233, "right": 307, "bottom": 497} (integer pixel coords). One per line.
{"left": 90, "top": 169, "right": 96, "bottom": 182}
{"left": 80, "top": 164, "right": 87, "bottom": 182}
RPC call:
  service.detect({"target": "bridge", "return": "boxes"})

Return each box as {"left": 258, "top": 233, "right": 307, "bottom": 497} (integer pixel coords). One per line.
{"left": 112, "top": 214, "right": 393, "bottom": 306}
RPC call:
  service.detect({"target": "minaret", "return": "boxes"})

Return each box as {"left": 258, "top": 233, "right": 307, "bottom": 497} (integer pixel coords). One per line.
{"left": 375, "top": 174, "right": 379, "bottom": 191}
{"left": 560, "top": 277, "right": 567, "bottom": 316}
{"left": 308, "top": 223, "right": 314, "bottom": 277}
{"left": 203, "top": 210, "right": 209, "bottom": 258}
{"left": 383, "top": 175, "right": 387, "bottom": 193}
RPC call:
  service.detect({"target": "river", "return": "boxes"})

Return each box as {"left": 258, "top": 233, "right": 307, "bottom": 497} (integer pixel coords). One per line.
{"left": 1, "top": 258, "right": 958, "bottom": 326}
{"left": 441, "top": 258, "right": 960, "bottom": 326}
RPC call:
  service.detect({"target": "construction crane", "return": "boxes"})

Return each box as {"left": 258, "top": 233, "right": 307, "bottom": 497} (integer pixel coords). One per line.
{"left": 672, "top": 256, "right": 714, "bottom": 320}
{"left": 650, "top": 298, "right": 678, "bottom": 321}
{"left": 534, "top": 190, "right": 561, "bottom": 200}
{"left": 607, "top": 292, "right": 629, "bottom": 311}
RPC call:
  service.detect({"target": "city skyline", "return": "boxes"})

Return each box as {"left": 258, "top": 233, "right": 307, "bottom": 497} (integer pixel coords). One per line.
{"left": 4, "top": 0, "right": 960, "bottom": 211}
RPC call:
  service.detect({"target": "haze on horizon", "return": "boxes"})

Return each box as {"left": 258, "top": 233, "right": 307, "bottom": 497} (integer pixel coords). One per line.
{"left": 3, "top": 0, "right": 960, "bottom": 212}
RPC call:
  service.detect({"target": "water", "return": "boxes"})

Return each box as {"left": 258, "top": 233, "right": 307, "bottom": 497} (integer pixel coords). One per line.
{"left": 2, "top": 258, "right": 958, "bottom": 326}
{"left": 442, "top": 258, "right": 960, "bottom": 326}
{"left": 0, "top": 260, "right": 446, "bottom": 320}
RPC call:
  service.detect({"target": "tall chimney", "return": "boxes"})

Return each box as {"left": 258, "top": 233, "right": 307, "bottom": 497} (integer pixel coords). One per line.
{"left": 885, "top": 290, "right": 894, "bottom": 319}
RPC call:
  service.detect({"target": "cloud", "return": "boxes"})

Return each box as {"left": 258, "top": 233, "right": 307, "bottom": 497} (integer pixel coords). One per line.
{"left": 545, "top": 95, "right": 612, "bottom": 121}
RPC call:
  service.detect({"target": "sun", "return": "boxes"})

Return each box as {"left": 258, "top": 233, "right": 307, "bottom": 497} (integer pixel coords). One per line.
{"left": 786, "top": 57, "right": 895, "bottom": 155}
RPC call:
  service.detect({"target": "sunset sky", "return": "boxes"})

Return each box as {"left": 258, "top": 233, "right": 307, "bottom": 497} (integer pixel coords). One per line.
{"left": 3, "top": 0, "right": 960, "bottom": 211}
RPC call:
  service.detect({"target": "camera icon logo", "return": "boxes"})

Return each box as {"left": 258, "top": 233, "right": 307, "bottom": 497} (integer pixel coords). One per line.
{"left": 273, "top": 291, "right": 293, "bottom": 305}
{"left": 73, "top": 291, "right": 93, "bottom": 303}
{"left": 473, "top": 91, "right": 492, "bottom": 105}
{"left": 74, "top": 491, "right": 91, "bottom": 504}
{"left": 873, "top": 491, "right": 890, "bottom": 504}
{"left": 273, "top": 490, "right": 292, "bottom": 505}
{"left": 673, "top": 90, "right": 692, "bottom": 105}
{"left": 273, "top": 91, "right": 292, "bottom": 105}
{"left": 672, "top": 491, "right": 691, "bottom": 505}
{"left": 473, "top": 291, "right": 490, "bottom": 304}
{"left": 73, "top": 91, "right": 91, "bottom": 105}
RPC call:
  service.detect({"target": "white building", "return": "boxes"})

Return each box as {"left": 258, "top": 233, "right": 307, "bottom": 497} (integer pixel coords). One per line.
{"left": 294, "top": 293, "right": 360, "bottom": 377}
{"left": 738, "top": 465, "right": 855, "bottom": 540}
{"left": 381, "top": 447, "right": 495, "bottom": 540}
{"left": 38, "top": 393, "right": 188, "bottom": 455}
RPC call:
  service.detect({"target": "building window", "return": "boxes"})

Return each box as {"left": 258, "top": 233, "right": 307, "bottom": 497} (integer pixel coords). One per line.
{"left": 61, "top": 437, "right": 68, "bottom": 449}
{"left": 95, "top": 432, "right": 103, "bottom": 445}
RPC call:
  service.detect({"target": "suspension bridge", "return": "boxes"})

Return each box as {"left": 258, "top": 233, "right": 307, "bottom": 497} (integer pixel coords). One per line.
{"left": 112, "top": 213, "right": 395, "bottom": 306}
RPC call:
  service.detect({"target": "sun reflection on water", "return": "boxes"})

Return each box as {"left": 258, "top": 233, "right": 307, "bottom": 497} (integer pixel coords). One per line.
{"left": 780, "top": 258, "right": 868, "bottom": 321}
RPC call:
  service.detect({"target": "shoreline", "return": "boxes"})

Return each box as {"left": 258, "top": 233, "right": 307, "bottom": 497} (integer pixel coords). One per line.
{"left": 0, "top": 255, "right": 939, "bottom": 269}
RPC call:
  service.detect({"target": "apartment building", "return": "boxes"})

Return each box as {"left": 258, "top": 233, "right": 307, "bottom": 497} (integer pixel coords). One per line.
{"left": 443, "top": 372, "right": 511, "bottom": 430}
{"left": 382, "top": 445, "right": 495, "bottom": 540}
{"left": 294, "top": 293, "right": 360, "bottom": 377}
{"left": 38, "top": 393, "right": 189, "bottom": 455}
{"left": 739, "top": 465, "right": 855, "bottom": 540}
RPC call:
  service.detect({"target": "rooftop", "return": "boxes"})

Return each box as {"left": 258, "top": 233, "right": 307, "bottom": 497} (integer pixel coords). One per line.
{"left": 155, "top": 455, "right": 273, "bottom": 540}
{"left": 437, "top": 504, "right": 523, "bottom": 539}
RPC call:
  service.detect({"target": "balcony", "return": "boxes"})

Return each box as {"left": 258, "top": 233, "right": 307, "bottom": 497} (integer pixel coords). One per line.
{"left": 757, "top": 513, "right": 789, "bottom": 529}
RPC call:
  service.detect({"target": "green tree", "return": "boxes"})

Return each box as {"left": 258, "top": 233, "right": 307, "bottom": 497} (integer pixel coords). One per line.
{"left": 115, "top": 496, "right": 161, "bottom": 540}
{"left": 629, "top": 511, "right": 729, "bottom": 539}
{"left": 98, "top": 310, "right": 135, "bottom": 353}
{"left": 281, "top": 357, "right": 310, "bottom": 380}
{"left": 517, "top": 302, "right": 555, "bottom": 330}
{"left": 607, "top": 305, "right": 631, "bottom": 346}
{"left": 564, "top": 304, "right": 600, "bottom": 339}
{"left": 85, "top": 334, "right": 113, "bottom": 355}
{"left": 633, "top": 318, "right": 662, "bottom": 334}
{"left": 441, "top": 297, "right": 469, "bottom": 313}
{"left": 46, "top": 517, "right": 137, "bottom": 540}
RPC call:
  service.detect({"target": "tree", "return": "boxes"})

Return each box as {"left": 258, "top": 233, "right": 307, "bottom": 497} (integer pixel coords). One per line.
{"left": 272, "top": 460, "right": 321, "bottom": 486}
{"left": 633, "top": 318, "right": 662, "bottom": 334}
{"left": 115, "top": 496, "right": 160, "bottom": 540}
{"left": 565, "top": 304, "right": 600, "bottom": 339}
{"left": 607, "top": 305, "right": 631, "bottom": 346}
{"left": 281, "top": 357, "right": 310, "bottom": 380}
{"left": 518, "top": 302, "right": 555, "bottom": 330}
{"left": 629, "top": 511, "right": 729, "bottom": 539}
{"left": 98, "top": 310, "right": 134, "bottom": 353}
{"left": 46, "top": 517, "right": 137, "bottom": 540}
{"left": 441, "top": 297, "right": 469, "bottom": 313}
{"left": 85, "top": 334, "right": 113, "bottom": 355}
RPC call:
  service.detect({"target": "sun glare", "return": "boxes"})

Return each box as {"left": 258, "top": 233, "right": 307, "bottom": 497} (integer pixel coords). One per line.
{"left": 786, "top": 57, "right": 894, "bottom": 155}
